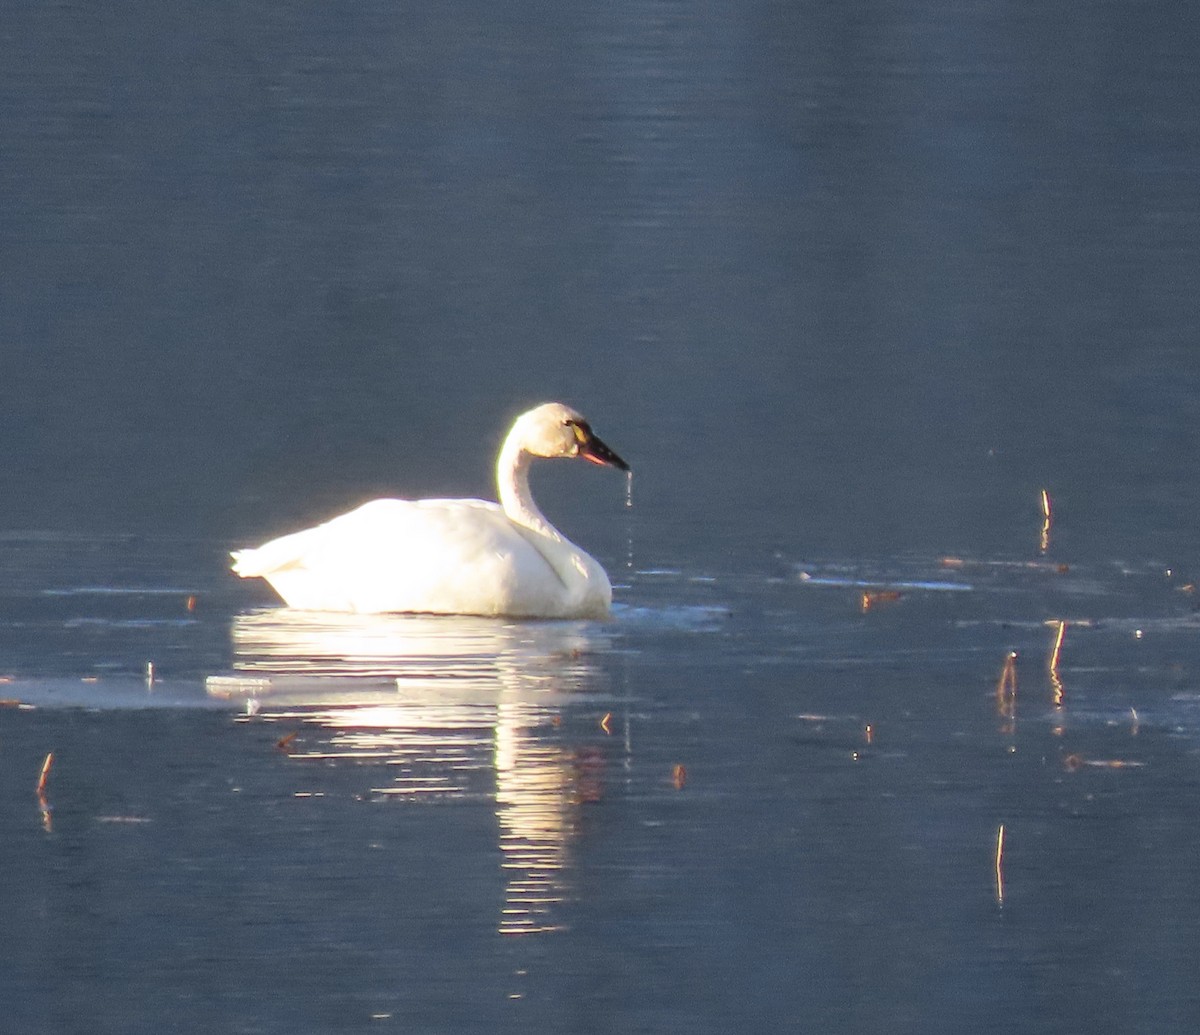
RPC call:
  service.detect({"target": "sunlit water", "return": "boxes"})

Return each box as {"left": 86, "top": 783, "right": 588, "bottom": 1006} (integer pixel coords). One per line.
{"left": 3, "top": 534, "right": 1200, "bottom": 1031}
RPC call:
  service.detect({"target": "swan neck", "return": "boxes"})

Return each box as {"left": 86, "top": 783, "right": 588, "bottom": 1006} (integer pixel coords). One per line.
{"left": 497, "top": 439, "right": 561, "bottom": 540}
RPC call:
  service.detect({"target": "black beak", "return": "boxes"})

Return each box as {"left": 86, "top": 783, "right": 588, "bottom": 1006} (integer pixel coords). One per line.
{"left": 579, "top": 430, "right": 630, "bottom": 472}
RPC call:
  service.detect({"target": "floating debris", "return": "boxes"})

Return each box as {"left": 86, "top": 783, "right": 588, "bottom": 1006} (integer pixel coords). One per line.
{"left": 599, "top": 712, "right": 613, "bottom": 736}
{"left": 672, "top": 764, "right": 687, "bottom": 790}
{"left": 861, "top": 589, "right": 903, "bottom": 613}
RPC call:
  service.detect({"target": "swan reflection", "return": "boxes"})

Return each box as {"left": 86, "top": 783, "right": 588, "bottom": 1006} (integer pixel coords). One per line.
{"left": 209, "top": 609, "right": 615, "bottom": 935}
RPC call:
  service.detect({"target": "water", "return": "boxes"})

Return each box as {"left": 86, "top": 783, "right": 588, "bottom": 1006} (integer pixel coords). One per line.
{"left": 4, "top": 543, "right": 1200, "bottom": 1031}
{"left": 4, "top": 1, "right": 1200, "bottom": 1031}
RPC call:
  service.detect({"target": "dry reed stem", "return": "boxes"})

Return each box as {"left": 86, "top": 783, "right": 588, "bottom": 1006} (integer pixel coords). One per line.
{"left": 36, "top": 752, "right": 53, "bottom": 796}
{"left": 1039, "top": 489, "right": 1052, "bottom": 553}
{"left": 1049, "top": 620, "right": 1066, "bottom": 672}
{"left": 1049, "top": 620, "right": 1066, "bottom": 707}
{"left": 995, "top": 824, "right": 1006, "bottom": 905}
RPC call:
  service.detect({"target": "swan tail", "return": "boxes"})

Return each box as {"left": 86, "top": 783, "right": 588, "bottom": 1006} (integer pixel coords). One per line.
{"left": 230, "top": 529, "right": 316, "bottom": 578}
{"left": 230, "top": 548, "right": 263, "bottom": 578}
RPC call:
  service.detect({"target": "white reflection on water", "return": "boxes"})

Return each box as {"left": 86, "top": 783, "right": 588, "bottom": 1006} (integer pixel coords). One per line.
{"left": 209, "top": 609, "right": 616, "bottom": 935}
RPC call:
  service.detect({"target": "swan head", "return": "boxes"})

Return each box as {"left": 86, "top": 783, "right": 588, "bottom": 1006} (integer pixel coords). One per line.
{"left": 511, "top": 403, "right": 630, "bottom": 471}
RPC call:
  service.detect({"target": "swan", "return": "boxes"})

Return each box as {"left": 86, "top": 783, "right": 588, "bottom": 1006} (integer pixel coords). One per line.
{"left": 231, "top": 402, "right": 630, "bottom": 618}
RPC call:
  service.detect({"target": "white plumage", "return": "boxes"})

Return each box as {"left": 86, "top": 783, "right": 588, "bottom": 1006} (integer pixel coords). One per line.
{"left": 231, "top": 403, "right": 629, "bottom": 618}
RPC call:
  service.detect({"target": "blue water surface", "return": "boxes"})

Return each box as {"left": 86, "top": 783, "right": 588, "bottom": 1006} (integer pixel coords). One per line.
{"left": 3, "top": 1, "right": 1200, "bottom": 1031}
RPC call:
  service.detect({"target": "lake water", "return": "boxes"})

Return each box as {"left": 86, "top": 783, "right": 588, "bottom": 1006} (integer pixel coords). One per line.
{"left": 3, "top": 1, "right": 1200, "bottom": 1031}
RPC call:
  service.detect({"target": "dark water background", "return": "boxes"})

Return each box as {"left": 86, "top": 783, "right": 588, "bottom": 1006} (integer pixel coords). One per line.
{"left": 3, "top": 2, "right": 1200, "bottom": 1031}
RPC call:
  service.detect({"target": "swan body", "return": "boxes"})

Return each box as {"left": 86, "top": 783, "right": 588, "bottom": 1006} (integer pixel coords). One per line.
{"left": 231, "top": 403, "right": 629, "bottom": 618}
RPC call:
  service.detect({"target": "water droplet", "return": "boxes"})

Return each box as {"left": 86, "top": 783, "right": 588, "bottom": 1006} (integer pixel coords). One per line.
{"left": 623, "top": 470, "right": 635, "bottom": 570}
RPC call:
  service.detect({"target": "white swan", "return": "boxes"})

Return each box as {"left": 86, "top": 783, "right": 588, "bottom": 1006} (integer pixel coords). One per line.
{"left": 231, "top": 403, "right": 630, "bottom": 618}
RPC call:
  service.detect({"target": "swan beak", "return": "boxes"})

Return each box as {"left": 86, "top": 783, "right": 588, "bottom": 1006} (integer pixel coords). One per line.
{"left": 579, "top": 431, "right": 630, "bottom": 471}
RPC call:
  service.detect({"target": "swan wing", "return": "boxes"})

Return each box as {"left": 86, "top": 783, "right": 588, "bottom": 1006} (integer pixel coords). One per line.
{"left": 233, "top": 498, "right": 569, "bottom": 615}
